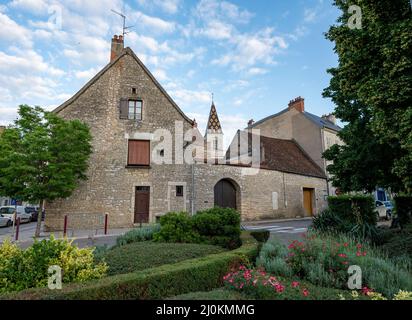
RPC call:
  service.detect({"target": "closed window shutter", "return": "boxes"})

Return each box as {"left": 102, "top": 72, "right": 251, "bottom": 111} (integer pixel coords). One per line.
{"left": 128, "top": 140, "right": 150, "bottom": 166}
{"left": 119, "top": 98, "right": 129, "bottom": 119}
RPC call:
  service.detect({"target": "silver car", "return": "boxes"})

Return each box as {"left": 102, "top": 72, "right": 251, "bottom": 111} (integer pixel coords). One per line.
{"left": 0, "top": 215, "right": 13, "bottom": 227}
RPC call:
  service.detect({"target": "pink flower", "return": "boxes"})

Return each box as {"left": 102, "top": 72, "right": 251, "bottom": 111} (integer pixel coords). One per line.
{"left": 292, "top": 281, "right": 300, "bottom": 288}
{"left": 274, "top": 283, "right": 285, "bottom": 293}
{"left": 356, "top": 252, "right": 362, "bottom": 257}
{"left": 343, "top": 243, "right": 349, "bottom": 247}
{"left": 302, "top": 289, "right": 309, "bottom": 297}
{"left": 362, "top": 287, "right": 372, "bottom": 295}
{"left": 338, "top": 253, "right": 347, "bottom": 258}
{"left": 357, "top": 244, "right": 362, "bottom": 249}
{"left": 363, "top": 252, "right": 367, "bottom": 256}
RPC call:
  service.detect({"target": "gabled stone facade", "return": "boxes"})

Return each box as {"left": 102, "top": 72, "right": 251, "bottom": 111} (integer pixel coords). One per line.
{"left": 44, "top": 37, "right": 328, "bottom": 231}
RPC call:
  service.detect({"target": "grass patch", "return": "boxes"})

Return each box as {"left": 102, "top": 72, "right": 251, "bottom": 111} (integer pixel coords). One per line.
{"left": 170, "top": 289, "right": 249, "bottom": 300}
{"left": 99, "top": 242, "right": 226, "bottom": 276}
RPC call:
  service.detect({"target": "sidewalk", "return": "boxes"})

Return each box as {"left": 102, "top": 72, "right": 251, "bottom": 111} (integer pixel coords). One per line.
{"left": 0, "top": 223, "right": 132, "bottom": 249}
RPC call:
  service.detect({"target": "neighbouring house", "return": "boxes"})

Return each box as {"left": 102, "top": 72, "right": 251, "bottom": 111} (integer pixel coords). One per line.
{"left": 44, "top": 35, "right": 328, "bottom": 231}
{"left": 248, "top": 97, "right": 343, "bottom": 196}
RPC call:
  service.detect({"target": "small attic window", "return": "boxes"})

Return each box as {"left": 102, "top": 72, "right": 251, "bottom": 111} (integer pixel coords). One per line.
{"left": 132, "top": 88, "right": 137, "bottom": 94}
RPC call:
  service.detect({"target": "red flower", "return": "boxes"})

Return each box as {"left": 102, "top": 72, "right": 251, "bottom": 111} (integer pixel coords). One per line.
{"left": 343, "top": 243, "right": 349, "bottom": 247}
{"left": 356, "top": 252, "right": 362, "bottom": 257}
{"left": 338, "top": 253, "right": 347, "bottom": 258}
{"left": 292, "top": 281, "right": 300, "bottom": 288}
{"left": 363, "top": 252, "right": 367, "bottom": 256}
{"left": 274, "top": 283, "right": 285, "bottom": 293}
{"left": 302, "top": 289, "right": 309, "bottom": 297}
{"left": 357, "top": 244, "right": 362, "bottom": 249}
{"left": 361, "top": 287, "right": 372, "bottom": 295}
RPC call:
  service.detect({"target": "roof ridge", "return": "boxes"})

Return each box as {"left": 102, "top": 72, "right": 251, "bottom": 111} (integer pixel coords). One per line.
{"left": 52, "top": 47, "right": 194, "bottom": 125}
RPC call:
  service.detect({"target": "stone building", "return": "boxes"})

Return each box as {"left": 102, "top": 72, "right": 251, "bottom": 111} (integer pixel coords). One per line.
{"left": 248, "top": 97, "right": 343, "bottom": 196}
{"left": 44, "top": 36, "right": 328, "bottom": 231}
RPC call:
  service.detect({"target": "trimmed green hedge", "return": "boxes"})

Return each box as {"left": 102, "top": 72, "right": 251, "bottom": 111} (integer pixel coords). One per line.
{"left": 250, "top": 230, "right": 270, "bottom": 244}
{"left": 327, "top": 195, "right": 376, "bottom": 225}
{"left": 394, "top": 195, "right": 412, "bottom": 227}
{"left": 2, "top": 240, "right": 258, "bottom": 300}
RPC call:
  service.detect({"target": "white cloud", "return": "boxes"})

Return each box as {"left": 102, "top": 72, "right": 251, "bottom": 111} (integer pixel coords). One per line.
{"left": 247, "top": 68, "right": 268, "bottom": 76}
{"left": 137, "top": 0, "right": 181, "bottom": 14}
{"left": 132, "top": 11, "right": 176, "bottom": 34}
{"left": 0, "top": 12, "right": 33, "bottom": 47}
{"left": 75, "top": 67, "right": 100, "bottom": 80}
{"left": 195, "top": 0, "right": 253, "bottom": 24}
{"left": 211, "top": 28, "right": 287, "bottom": 71}
{"left": 304, "top": 8, "right": 318, "bottom": 23}
{"left": 152, "top": 69, "right": 168, "bottom": 82}
{"left": 0, "top": 49, "right": 65, "bottom": 76}
{"left": 9, "top": 0, "right": 48, "bottom": 14}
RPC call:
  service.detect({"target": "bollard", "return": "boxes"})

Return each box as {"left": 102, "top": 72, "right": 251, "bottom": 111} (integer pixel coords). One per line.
{"left": 63, "top": 215, "right": 68, "bottom": 238}
{"left": 104, "top": 214, "right": 108, "bottom": 235}
{"left": 15, "top": 217, "right": 20, "bottom": 241}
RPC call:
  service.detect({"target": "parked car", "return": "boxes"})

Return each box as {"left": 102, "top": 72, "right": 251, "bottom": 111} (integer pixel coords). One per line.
{"left": 25, "top": 206, "right": 38, "bottom": 222}
{"left": 30, "top": 208, "right": 45, "bottom": 222}
{"left": 0, "top": 215, "right": 13, "bottom": 227}
{"left": 375, "top": 201, "right": 392, "bottom": 220}
{"left": 0, "top": 206, "right": 32, "bottom": 224}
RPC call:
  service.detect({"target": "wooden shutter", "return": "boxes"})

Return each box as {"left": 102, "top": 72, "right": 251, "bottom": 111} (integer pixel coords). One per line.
{"left": 119, "top": 98, "right": 129, "bottom": 119}
{"left": 128, "top": 140, "right": 150, "bottom": 166}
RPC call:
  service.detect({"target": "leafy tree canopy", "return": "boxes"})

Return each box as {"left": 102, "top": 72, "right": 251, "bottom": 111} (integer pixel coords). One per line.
{"left": 0, "top": 105, "right": 92, "bottom": 236}
{"left": 323, "top": 0, "right": 412, "bottom": 193}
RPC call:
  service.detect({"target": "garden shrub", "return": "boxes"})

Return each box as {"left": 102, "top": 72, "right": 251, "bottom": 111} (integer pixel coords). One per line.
{"left": 116, "top": 224, "right": 160, "bottom": 246}
{"left": 250, "top": 230, "right": 270, "bottom": 244}
{"left": 256, "top": 240, "right": 293, "bottom": 277}
{"left": 0, "top": 237, "right": 107, "bottom": 294}
{"left": 153, "top": 212, "right": 201, "bottom": 243}
{"left": 312, "top": 196, "right": 378, "bottom": 241}
{"left": 394, "top": 195, "right": 412, "bottom": 227}
{"left": 3, "top": 242, "right": 259, "bottom": 300}
{"left": 328, "top": 195, "right": 376, "bottom": 225}
{"left": 154, "top": 208, "right": 242, "bottom": 249}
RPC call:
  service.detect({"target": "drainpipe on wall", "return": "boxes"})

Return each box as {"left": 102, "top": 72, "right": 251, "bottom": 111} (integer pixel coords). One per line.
{"left": 191, "top": 162, "right": 196, "bottom": 216}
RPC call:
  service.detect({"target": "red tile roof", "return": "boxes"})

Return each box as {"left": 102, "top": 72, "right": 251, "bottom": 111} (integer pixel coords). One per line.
{"left": 225, "top": 131, "right": 326, "bottom": 179}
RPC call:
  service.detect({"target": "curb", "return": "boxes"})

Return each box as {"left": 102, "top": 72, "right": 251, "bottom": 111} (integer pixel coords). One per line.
{"left": 243, "top": 217, "right": 313, "bottom": 226}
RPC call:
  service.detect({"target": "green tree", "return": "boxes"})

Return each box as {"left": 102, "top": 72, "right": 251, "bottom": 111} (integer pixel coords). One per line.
{"left": 0, "top": 105, "right": 92, "bottom": 237}
{"left": 323, "top": 0, "right": 412, "bottom": 193}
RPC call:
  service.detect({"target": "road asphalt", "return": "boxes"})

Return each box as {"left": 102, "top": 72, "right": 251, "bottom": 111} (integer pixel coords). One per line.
{"left": 0, "top": 218, "right": 313, "bottom": 248}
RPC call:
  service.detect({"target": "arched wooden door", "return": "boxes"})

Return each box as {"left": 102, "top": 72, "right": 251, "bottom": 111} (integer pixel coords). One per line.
{"left": 214, "top": 179, "right": 237, "bottom": 209}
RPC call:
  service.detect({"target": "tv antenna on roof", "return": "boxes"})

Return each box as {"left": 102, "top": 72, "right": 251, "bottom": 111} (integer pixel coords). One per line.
{"left": 111, "top": 9, "right": 134, "bottom": 38}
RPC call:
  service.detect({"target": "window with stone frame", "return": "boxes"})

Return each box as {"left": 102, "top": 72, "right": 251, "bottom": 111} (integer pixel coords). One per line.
{"left": 128, "top": 100, "right": 142, "bottom": 120}
{"left": 176, "top": 185, "right": 184, "bottom": 197}
{"left": 119, "top": 99, "right": 143, "bottom": 120}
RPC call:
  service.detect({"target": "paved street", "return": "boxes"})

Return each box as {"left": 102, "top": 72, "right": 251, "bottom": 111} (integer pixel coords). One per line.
{"left": 243, "top": 218, "right": 313, "bottom": 245}
{"left": 0, "top": 218, "right": 313, "bottom": 249}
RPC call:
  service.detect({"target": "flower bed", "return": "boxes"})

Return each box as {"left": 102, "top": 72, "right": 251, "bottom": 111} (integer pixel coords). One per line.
{"left": 257, "top": 232, "right": 412, "bottom": 298}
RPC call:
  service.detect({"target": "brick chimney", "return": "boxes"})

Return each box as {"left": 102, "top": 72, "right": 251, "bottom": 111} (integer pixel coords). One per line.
{"left": 110, "top": 35, "right": 124, "bottom": 62}
{"left": 288, "top": 96, "right": 305, "bottom": 113}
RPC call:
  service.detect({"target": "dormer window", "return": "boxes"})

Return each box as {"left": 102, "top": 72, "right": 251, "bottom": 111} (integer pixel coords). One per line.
{"left": 128, "top": 100, "right": 142, "bottom": 120}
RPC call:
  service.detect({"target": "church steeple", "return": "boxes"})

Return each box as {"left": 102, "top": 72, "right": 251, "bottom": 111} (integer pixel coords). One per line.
{"left": 206, "top": 99, "right": 223, "bottom": 136}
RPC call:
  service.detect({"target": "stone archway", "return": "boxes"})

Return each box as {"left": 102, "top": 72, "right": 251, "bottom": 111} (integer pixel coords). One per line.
{"left": 214, "top": 179, "right": 238, "bottom": 210}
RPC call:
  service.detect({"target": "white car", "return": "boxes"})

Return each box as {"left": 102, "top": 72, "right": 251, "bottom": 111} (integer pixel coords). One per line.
{"left": 374, "top": 201, "right": 391, "bottom": 220}
{"left": 0, "top": 215, "right": 13, "bottom": 227}
{"left": 0, "top": 206, "right": 32, "bottom": 224}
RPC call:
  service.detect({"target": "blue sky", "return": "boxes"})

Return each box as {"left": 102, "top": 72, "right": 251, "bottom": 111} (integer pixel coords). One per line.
{"left": 0, "top": 0, "right": 340, "bottom": 144}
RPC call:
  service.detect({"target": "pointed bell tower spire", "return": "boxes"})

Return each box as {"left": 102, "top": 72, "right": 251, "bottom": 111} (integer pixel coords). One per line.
{"left": 206, "top": 94, "right": 223, "bottom": 136}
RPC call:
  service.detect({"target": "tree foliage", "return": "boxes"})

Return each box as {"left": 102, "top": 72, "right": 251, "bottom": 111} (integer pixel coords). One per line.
{"left": 0, "top": 105, "right": 92, "bottom": 236}
{"left": 323, "top": 0, "right": 412, "bottom": 193}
